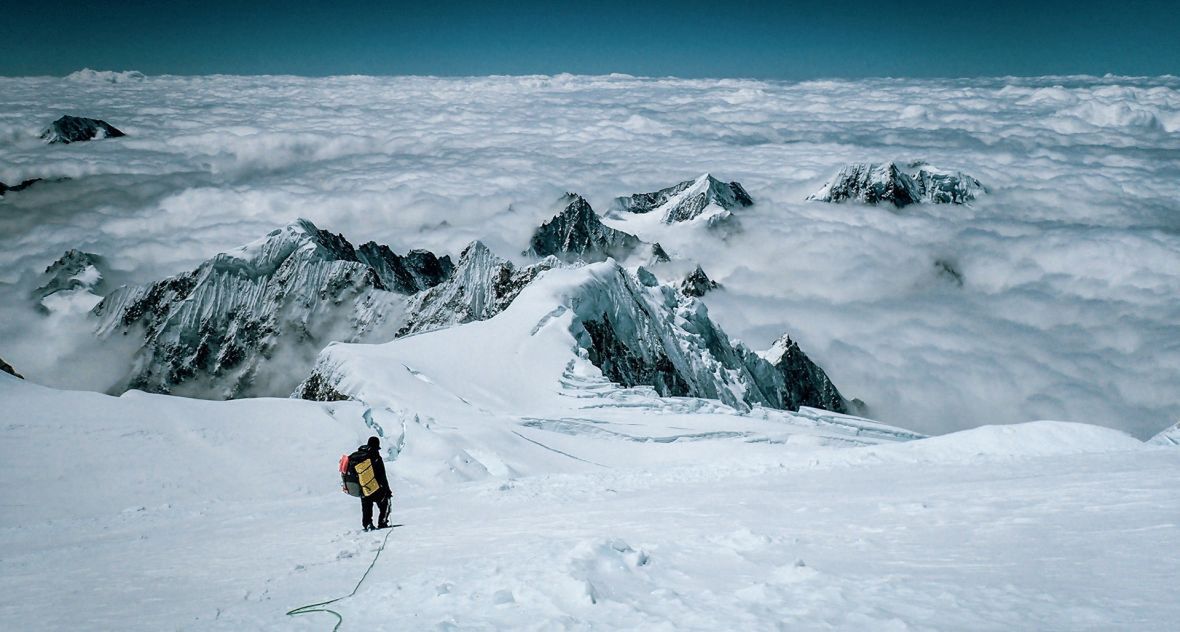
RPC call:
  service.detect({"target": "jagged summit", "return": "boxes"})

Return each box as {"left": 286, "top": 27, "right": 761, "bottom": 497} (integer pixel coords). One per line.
{"left": 92, "top": 218, "right": 451, "bottom": 398}
{"left": 398, "top": 240, "right": 558, "bottom": 337}
{"left": 34, "top": 250, "right": 106, "bottom": 314}
{"left": 526, "top": 194, "right": 643, "bottom": 263}
{"left": 762, "top": 335, "right": 849, "bottom": 413}
{"left": 808, "top": 162, "right": 985, "bottom": 208}
{"left": 808, "top": 163, "right": 921, "bottom": 207}
{"left": 612, "top": 173, "right": 753, "bottom": 224}
{"left": 680, "top": 265, "right": 720, "bottom": 297}
{"left": 41, "top": 115, "right": 126, "bottom": 144}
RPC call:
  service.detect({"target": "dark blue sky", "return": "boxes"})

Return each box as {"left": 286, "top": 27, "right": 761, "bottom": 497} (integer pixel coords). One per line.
{"left": 3, "top": 0, "right": 1178, "bottom": 78}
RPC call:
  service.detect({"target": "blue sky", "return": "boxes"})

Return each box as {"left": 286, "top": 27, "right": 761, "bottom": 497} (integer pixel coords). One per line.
{"left": 2, "top": 0, "right": 1178, "bottom": 78}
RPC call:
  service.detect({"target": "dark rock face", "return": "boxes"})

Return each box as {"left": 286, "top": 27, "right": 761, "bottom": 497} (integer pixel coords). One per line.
{"left": 295, "top": 372, "right": 349, "bottom": 401}
{"left": 613, "top": 174, "right": 753, "bottom": 223}
{"left": 0, "top": 178, "right": 43, "bottom": 196}
{"left": 527, "top": 194, "right": 642, "bottom": 263}
{"left": 93, "top": 219, "right": 452, "bottom": 398}
{"left": 649, "top": 243, "right": 671, "bottom": 263}
{"left": 41, "top": 115, "right": 126, "bottom": 144}
{"left": 34, "top": 250, "right": 106, "bottom": 309}
{"left": 0, "top": 357, "right": 22, "bottom": 379}
{"left": 764, "top": 335, "right": 848, "bottom": 413}
{"left": 809, "top": 161, "right": 985, "bottom": 208}
{"left": 808, "top": 163, "right": 921, "bottom": 207}
{"left": 356, "top": 242, "right": 454, "bottom": 294}
{"left": 680, "top": 265, "right": 720, "bottom": 297}
{"left": 582, "top": 313, "right": 692, "bottom": 398}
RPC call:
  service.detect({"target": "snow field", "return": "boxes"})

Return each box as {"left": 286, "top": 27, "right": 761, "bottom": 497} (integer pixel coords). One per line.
{"left": 3, "top": 373, "right": 1178, "bottom": 630}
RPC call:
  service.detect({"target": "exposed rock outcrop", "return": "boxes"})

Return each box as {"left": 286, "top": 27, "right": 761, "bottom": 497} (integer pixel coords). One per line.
{"left": 41, "top": 115, "right": 126, "bottom": 144}
{"left": 0, "top": 178, "right": 43, "bottom": 196}
{"left": 761, "top": 335, "right": 849, "bottom": 413}
{"left": 356, "top": 242, "right": 454, "bottom": 294}
{"left": 0, "top": 357, "right": 22, "bottom": 379}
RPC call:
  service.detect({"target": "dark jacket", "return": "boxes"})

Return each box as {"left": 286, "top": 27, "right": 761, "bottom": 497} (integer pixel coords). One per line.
{"left": 356, "top": 444, "right": 389, "bottom": 498}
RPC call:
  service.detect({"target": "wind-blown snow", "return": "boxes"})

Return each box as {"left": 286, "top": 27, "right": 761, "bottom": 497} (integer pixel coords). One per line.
{"left": 0, "top": 73, "right": 1178, "bottom": 438}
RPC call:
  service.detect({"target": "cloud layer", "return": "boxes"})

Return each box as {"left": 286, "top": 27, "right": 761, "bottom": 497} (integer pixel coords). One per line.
{"left": 0, "top": 72, "right": 1177, "bottom": 437}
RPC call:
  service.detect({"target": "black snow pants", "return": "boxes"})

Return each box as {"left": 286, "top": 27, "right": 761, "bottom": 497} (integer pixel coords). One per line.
{"left": 361, "top": 489, "right": 390, "bottom": 528}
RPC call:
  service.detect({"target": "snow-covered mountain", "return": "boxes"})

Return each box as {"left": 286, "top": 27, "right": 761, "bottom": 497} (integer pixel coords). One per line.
{"left": 302, "top": 259, "right": 854, "bottom": 416}
{"left": 40, "top": 115, "right": 126, "bottom": 144}
{"left": 808, "top": 161, "right": 985, "bottom": 208}
{"left": 611, "top": 173, "right": 754, "bottom": 225}
{"left": 526, "top": 193, "right": 649, "bottom": 263}
{"left": 92, "top": 219, "right": 451, "bottom": 398}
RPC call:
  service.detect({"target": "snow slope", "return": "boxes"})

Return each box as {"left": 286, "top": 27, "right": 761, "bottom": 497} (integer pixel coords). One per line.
{"left": 2, "top": 372, "right": 1177, "bottom": 630}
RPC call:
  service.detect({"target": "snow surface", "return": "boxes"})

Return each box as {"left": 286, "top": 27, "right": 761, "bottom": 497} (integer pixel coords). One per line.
{"left": 2, "top": 369, "right": 1177, "bottom": 630}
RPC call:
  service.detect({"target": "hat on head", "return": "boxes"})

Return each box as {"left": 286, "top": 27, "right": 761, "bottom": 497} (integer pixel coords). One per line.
{"left": 367, "top": 436, "right": 380, "bottom": 449}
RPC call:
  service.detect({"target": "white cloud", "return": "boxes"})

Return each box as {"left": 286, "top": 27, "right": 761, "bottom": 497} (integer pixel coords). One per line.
{"left": 0, "top": 72, "right": 1177, "bottom": 438}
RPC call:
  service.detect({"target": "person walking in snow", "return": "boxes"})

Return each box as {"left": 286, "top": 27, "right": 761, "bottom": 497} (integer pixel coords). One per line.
{"left": 351, "top": 436, "right": 391, "bottom": 531}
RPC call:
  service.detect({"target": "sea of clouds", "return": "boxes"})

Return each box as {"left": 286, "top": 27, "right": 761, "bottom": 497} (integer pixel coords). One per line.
{"left": 0, "top": 71, "right": 1177, "bottom": 438}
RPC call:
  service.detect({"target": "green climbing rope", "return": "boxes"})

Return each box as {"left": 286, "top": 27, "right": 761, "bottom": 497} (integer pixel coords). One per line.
{"left": 286, "top": 527, "right": 396, "bottom": 631}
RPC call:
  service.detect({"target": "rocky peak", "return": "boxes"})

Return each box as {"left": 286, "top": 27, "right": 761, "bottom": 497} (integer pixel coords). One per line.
{"left": 34, "top": 250, "right": 107, "bottom": 314}
{"left": 356, "top": 242, "right": 454, "bottom": 294}
{"left": 41, "top": 115, "right": 126, "bottom": 144}
{"left": 680, "top": 265, "right": 720, "bottom": 297}
{"left": 809, "top": 161, "right": 985, "bottom": 208}
{"left": 762, "top": 335, "right": 849, "bottom": 413}
{"left": 527, "top": 194, "right": 642, "bottom": 263}
{"left": 807, "top": 162, "right": 921, "bottom": 208}
{"left": 613, "top": 173, "right": 754, "bottom": 224}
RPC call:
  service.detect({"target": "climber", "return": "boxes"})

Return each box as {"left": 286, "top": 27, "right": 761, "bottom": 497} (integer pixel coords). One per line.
{"left": 346, "top": 436, "right": 391, "bottom": 531}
